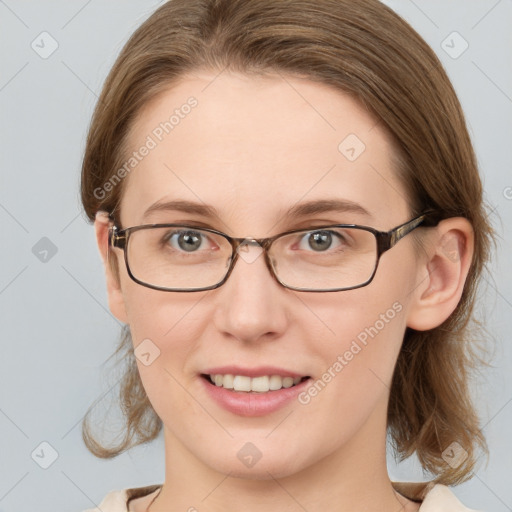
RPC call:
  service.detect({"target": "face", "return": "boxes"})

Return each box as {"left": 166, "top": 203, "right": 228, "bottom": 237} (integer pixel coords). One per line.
{"left": 106, "top": 70, "right": 426, "bottom": 479}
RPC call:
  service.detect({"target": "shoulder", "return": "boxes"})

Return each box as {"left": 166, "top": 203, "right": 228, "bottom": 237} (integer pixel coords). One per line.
{"left": 392, "top": 481, "right": 483, "bottom": 512}
{"left": 81, "top": 484, "right": 162, "bottom": 512}
{"left": 420, "top": 484, "right": 483, "bottom": 512}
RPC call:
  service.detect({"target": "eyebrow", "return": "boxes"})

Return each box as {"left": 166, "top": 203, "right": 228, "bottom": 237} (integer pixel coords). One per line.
{"left": 142, "top": 198, "right": 372, "bottom": 223}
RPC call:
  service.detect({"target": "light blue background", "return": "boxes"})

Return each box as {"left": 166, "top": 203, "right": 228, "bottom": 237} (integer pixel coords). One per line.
{"left": 1, "top": 1, "right": 511, "bottom": 511}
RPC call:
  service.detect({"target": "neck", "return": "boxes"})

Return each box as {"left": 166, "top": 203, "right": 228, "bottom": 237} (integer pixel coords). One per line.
{"left": 149, "top": 395, "right": 418, "bottom": 512}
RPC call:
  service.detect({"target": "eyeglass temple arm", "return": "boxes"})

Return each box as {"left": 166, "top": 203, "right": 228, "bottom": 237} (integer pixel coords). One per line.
{"left": 109, "top": 225, "right": 127, "bottom": 250}
{"left": 375, "top": 210, "right": 440, "bottom": 254}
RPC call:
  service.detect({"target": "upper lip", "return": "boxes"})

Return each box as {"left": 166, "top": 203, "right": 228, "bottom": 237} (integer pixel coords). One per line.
{"left": 202, "top": 366, "right": 308, "bottom": 378}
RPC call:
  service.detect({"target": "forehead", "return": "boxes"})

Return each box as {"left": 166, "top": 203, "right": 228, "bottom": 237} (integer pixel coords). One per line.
{"left": 120, "top": 70, "right": 409, "bottom": 232}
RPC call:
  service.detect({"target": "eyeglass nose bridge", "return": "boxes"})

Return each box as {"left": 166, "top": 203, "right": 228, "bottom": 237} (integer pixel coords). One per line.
{"left": 221, "top": 235, "right": 283, "bottom": 288}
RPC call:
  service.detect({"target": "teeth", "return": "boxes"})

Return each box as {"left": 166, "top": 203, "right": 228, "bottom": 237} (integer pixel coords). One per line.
{"left": 233, "top": 375, "right": 251, "bottom": 392}
{"left": 269, "top": 375, "right": 282, "bottom": 391}
{"left": 283, "top": 377, "right": 294, "bottom": 388}
{"left": 222, "top": 374, "right": 234, "bottom": 389}
{"left": 251, "top": 376, "right": 269, "bottom": 392}
{"left": 209, "top": 374, "right": 304, "bottom": 392}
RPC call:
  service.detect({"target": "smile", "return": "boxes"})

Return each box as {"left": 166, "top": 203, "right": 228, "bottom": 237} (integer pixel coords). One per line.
{"left": 199, "top": 366, "right": 312, "bottom": 416}
{"left": 205, "top": 374, "right": 309, "bottom": 392}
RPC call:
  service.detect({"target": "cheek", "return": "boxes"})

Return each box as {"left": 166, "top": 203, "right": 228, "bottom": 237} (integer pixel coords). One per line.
{"left": 123, "top": 289, "right": 206, "bottom": 420}
{"left": 298, "top": 250, "right": 413, "bottom": 397}
{"left": 328, "top": 297, "right": 405, "bottom": 388}
{"left": 122, "top": 284, "right": 211, "bottom": 369}
{"left": 299, "top": 277, "right": 408, "bottom": 354}
{"left": 120, "top": 270, "right": 202, "bottom": 341}
{"left": 293, "top": 293, "right": 407, "bottom": 450}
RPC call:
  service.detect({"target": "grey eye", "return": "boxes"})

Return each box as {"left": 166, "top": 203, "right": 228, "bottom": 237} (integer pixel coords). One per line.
{"left": 165, "top": 230, "right": 207, "bottom": 252}
{"left": 298, "top": 230, "right": 344, "bottom": 252}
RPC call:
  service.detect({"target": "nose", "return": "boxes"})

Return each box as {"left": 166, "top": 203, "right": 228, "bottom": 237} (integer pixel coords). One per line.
{"left": 212, "top": 242, "right": 289, "bottom": 344}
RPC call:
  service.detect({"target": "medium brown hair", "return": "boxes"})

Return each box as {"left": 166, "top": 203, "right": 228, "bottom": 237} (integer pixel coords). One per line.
{"left": 80, "top": 0, "right": 495, "bottom": 485}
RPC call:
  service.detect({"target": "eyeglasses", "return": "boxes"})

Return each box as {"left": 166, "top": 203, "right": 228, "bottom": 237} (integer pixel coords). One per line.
{"left": 108, "top": 211, "right": 439, "bottom": 293}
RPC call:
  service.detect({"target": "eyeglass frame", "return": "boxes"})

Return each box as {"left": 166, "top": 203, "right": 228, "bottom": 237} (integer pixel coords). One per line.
{"left": 107, "top": 210, "right": 441, "bottom": 293}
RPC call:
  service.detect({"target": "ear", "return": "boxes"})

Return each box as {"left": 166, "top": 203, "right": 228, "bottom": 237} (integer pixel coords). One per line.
{"left": 406, "top": 217, "right": 474, "bottom": 331}
{"left": 94, "top": 211, "right": 129, "bottom": 324}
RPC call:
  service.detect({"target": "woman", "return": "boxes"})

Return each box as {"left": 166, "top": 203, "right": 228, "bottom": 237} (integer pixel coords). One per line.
{"left": 80, "top": 0, "right": 494, "bottom": 510}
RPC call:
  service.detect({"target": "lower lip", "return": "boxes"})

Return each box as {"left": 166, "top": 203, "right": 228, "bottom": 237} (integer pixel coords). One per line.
{"left": 200, "top": 375, "right": 311, "bottom": 417}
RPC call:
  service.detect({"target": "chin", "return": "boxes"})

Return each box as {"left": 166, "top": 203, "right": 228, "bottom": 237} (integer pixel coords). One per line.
{"left": 210, "top": 459, "right": 303, "bottom": 481}
{"left": 196, "top": 441, "right": 313, "bottom": 481}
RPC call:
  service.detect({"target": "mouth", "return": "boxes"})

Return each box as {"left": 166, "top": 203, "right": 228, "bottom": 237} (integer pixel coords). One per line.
{"left": 199, "top": 368, "right": 313, "bottom": 416}
{"left": 201, "top": 373, "right": 311, "bottom": 393}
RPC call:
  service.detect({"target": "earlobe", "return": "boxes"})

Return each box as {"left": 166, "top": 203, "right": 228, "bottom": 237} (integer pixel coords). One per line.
{"left": 406, "top": 217, "right": 474, "bottom": 331}
{"left": 94, "top": 211, "right": 129, "bottom": 324}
